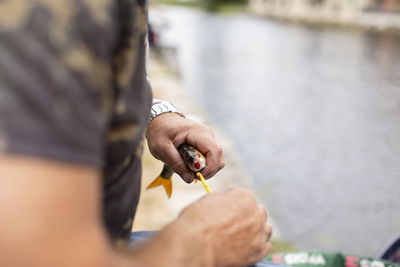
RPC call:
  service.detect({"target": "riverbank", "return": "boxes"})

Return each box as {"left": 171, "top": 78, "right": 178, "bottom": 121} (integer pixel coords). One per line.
{"left": 249, "top": 1, "right": 400, "bottom": 32}
{"left": 155, "top": 0, "right": 400, "bottom": 32}
{"left": 142, "top": 5, "right": 400, "bottom": 255}
{"left": 133, "top": 51, "right": 254, "bottom": 229}
{"left": 153, "top": 0, "right": 248, "bottom": 13}
{"left": 132, "top": 50, "right": 296, "bottom": 252}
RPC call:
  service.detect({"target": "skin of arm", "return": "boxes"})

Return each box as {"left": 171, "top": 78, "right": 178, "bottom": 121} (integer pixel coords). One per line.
{"left": 0, "top": 156, "right": 117, "bottom": 267}
{"left": 0, "top": 156, "right": 271, "bottom": 267}
{"left": 0, "top": 106, "right": 270, "bottom": 267}
{"left": 0, "top": 156, "right": 201, "bottom": 267}
{"left": 0, "top": 156, "right": 216, "bottom": 267}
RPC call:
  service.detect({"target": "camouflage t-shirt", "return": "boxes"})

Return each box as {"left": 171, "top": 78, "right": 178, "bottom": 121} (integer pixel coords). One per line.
{"left": 0, "top": 0, "right": 152, "bottom": 239}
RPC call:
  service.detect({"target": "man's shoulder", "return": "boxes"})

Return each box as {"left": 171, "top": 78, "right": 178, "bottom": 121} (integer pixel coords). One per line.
{"left": 0, "top": 0, "right": 118, "bottom": 35}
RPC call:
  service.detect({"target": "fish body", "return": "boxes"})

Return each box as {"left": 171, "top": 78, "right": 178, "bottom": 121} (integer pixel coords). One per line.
{"left": 146, "top": 144, "right": 206, "bottom": 198}
{"left": 178, "top": 144, "right": 206, "bottom": 172}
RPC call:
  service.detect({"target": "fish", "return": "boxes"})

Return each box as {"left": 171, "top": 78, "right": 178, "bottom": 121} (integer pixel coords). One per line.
{"left": 146, "top": 144, "right": 206, "bottom": 198}
{"left": 178, "top": 144, "right": 206, "bottom": 173}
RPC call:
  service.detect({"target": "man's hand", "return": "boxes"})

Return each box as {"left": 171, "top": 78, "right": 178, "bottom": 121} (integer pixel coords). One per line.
{"left": 177, "top": 188, "right": 272, "bottom": 267}
{"left": 132, "top": 188, "right": 272, "bottom": 267}
{"left": 146, "top": 112, "right": 225, "bottom": 183}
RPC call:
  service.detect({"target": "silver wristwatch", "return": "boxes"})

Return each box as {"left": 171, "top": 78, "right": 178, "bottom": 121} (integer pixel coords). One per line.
{"left": 149, "top": 101, "right": 185, "bottom": 122}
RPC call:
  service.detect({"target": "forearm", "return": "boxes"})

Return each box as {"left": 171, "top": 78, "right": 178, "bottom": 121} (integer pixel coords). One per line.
{"left": 1, "top": 217, "right": 211, "bottom": 267}
{"left": 67, "top": 217, "right": 213, "bottom": 267}
{"left": 0, "top": 156, "right": 212, "bottom": 267}
{"left": 129, "top": 216, "right": 214, "bottom": 267}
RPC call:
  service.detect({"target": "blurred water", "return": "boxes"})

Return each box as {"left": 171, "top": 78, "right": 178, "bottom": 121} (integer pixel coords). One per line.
{"left": 155, "top": 6, "right": 400, "bottom": 256}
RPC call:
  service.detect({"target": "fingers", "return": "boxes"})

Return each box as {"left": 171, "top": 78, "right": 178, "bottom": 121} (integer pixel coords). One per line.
{"left": 257, "top": 204, "right": 272, "bottom": 242}
{"left": 183, "top": 188, "right": 273, "bottom": 267}
{"left": 259, "top": 204, "right": 267, "bottom": 225}
{"left": 152, "top": 142, "right": 195, "bottom": 183}
{"left": 257, "top": 205, "right": 272, "bottom": 256}
{"left": 249, "top": 240, "right": 272, "bottom": 265}
{"left": 257, "top": 241, "right": 272, "bottom": 262}
{"left": 245, "top": 206, "right": 273, "bottom": 265}
{"left": 252, "top": 223, "right": 272, "bottom": 264}
{"left": 265, "top": 223, "right": 273, "bottom": 243}
{"left": 184, "top": 132, "right": 225, "bottom": 179}
{"left": 146, "top": 113, "right": 224, "bottom": 183}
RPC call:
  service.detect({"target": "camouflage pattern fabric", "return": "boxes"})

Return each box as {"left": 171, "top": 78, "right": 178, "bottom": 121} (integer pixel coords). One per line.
{"left": 0, "top": 0, "right": 152, "bottom": 240}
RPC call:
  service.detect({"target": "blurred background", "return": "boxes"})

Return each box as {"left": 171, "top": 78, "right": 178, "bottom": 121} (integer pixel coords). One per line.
{"left": 141, "top": 0, "right": 400, "bottom": 259}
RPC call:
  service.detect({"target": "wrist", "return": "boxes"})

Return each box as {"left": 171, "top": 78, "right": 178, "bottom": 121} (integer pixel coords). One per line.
{"left": 149, "top": 100, "right": 185, "bottom": 122}
{"left": 169, "top": 216, "right": 215, "bottom": 267}
{"left": 131, "top": 217, "right": 214, "bottom": 267}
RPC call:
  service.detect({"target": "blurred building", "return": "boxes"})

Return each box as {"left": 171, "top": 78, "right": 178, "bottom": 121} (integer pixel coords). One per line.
{"left": 371, "top": 0, "right": 400, "bottom": 12}
{"left": 249, "top": 0, "right": 400, "bottom": 29}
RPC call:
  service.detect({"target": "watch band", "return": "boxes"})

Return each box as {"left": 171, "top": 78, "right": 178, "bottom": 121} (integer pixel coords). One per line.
{"left": 149, "top": 101, "right": 185, "bottom": 122}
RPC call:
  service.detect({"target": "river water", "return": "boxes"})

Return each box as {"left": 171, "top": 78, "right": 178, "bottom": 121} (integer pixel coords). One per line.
{"left": 154, "top": 6, "right": 400, "bottom": 256}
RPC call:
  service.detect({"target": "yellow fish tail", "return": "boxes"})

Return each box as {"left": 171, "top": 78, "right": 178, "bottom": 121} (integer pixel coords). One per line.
{"left": 146, "top": 176, "right": 172, "bottom": 198}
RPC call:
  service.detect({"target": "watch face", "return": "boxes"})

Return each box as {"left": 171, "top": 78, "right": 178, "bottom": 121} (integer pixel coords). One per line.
{"left": 150, "top": 102, "right": 168, "bottom": 120}
{"left": 152, "top": 102, "right": 167, "bottom": 115}
{"left": 150, "top": 101, "right": 183, "bottom": 121}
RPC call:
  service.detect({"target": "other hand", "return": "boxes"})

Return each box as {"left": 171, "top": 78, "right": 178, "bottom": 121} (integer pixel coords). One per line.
{"left": 146, "top": 112, "right": 225, "bottom": 183}
{"left": 178, "top": 188, "right": 272, "bottom": 267}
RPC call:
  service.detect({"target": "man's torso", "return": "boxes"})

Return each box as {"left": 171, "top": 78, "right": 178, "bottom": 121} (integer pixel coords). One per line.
{"left": 0, "top": 0, "right": 152, "bottom": 239}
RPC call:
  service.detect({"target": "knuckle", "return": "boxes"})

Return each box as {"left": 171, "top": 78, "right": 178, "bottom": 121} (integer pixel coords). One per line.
{"left": 258, "top": 204, "right": 267, "bottom": 214}
{"left": 230, "top": 188, "right": 257, "bottom": 204}
{"left": 172, "top": 138, "right": 183, "bottom": 148}
{"left": 148, "top": 143, "right": 163, "bottom": 158}
{"left": 204, "top": 124, "right": 213, "bottom": 133}
{"left": 229, "top": 187, "right": 246, "bottom": 195}
{"left": 258, "top": 205, "right": 267, "bottom": 219}
{"left": 197, "top": 124, "right": 214, "bottom": 137}
{"left": 158, "top": 144, "right": 171, "bottom": 158}
{"left": 266, "top": 225, "right": 273, "bottom": 238}
{"left": 151, "top": 139, "right": 164, "bottom": 151}
{"left": 238, "top": 188, "right": 255, "bottom": 198}
{"left": 215, "top": 144, "right": 223, "bottom": 156}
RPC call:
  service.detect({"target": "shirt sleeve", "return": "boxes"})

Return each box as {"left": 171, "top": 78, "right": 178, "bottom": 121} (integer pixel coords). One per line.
{"left": 0, "top": 1, "right": 116, "bottom": 167}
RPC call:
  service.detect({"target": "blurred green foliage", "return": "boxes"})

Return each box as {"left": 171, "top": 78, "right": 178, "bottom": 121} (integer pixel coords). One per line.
{"left": 204, "top": 0, "right": 246, "bottom": 11}
{"left": 270, "top": 239, "right": 298, "bottom": 253}
{"left": 152, "top": 0, "right": 248, "bottom": 13}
